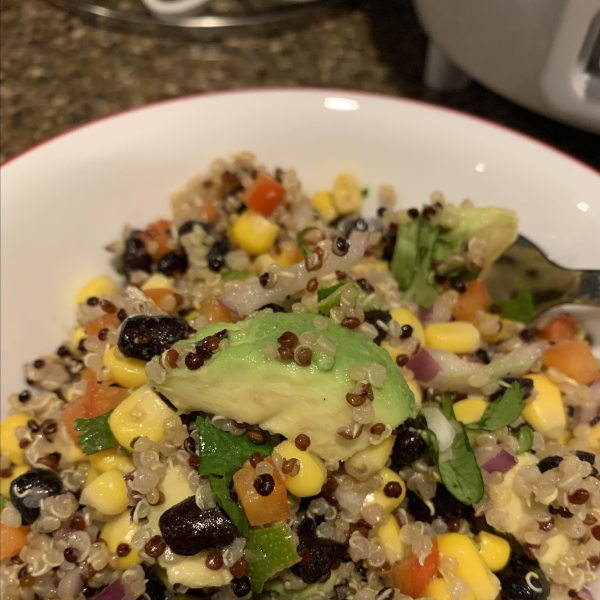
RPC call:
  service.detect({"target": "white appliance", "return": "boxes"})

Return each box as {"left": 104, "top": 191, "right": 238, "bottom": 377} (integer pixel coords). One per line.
{"left": 415, "top": 0, "right": 600, "bottom": 134}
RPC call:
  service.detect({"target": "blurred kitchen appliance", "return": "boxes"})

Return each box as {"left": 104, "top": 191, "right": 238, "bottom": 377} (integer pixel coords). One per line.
{"left": 415, "top": 0, "right": 600, "bottom": 134}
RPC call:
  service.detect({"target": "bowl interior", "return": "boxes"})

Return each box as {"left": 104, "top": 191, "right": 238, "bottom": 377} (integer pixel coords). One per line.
{"left": 2, "top": 89, "right": 599, "bottom": 409}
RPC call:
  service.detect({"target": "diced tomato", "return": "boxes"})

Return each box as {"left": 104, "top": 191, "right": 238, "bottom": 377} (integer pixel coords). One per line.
{"left": 62, "top": 396, "right": 88, "bottom": 444}
{"left": 198, "top": 296, "right": 235, "bottom": 323}
{"left": 543, "top": 340, "right": 600, "bottom": 385}
{"left": 233, "top": 458, "right": 290, "bottom": 526}
{"left": 243, "top": 173, "right": 286, "bottom": 217}
{"left": 389, "top": 539, "right": 439, "bottom": 598}
{"left": 143, "top": 288, "right": 183, "bottom": 314}
{"left": 84, "top": 381, "right": 129, "bottom": 418}
{"left": 0, "top": 521, "right": 30, "bottom": 560}
{"left": 200, "top": 203, "right": 218, "bottom": 224}
{"left": 539, "top": 314, "right": 578, "bottom": 344}
{"left": 139, "top": 220, "right": 172, "bottom": 261}
{"left": 452, "top": 280, "right": 491, "bottom": 324}
{"left": 85, "top": 313, "right": 120, "bottom": 338}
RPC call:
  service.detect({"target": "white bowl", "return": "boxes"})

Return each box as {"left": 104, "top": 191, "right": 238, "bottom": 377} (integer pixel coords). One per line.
{"left": 1, "top": 88, "right": 599, "bottom": 408}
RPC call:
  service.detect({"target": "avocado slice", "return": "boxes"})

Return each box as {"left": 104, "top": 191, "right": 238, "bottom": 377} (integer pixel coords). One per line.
{"left": 153, "top": 313, "right": 415, "bottom": 461}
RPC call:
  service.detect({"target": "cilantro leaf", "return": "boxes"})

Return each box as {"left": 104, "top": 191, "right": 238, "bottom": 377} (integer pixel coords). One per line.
{"left": 426, "top": 423, "right": 484, "bottom": 505}
{"left": 120, "top": 445, "right": 133, "bottom": 457}
{"left": 75, "top": 412, "right": 116, "bottom": 455}
{"left": 0, "top": 494, "right": 7, "bottom": 509}
{"left": 209, "top": 476, "right": 250, "bottom": 538}
{"left": 466, "top": 382, "right": 525, "bottom": 431}
{"left": 317, "top": 282, "right": 345, "bottom": 302}
{"left": 296, "top": 227, "right": 318, "bottom": 256}
{"left": 196, "top": 417, "right": 272, "bottom": 480}
{"left": 494, "top": 286, "right": 534, "bottom": 324}
{"left": 516, "top": 426, "right": 534, "bottom": 454}
{"left": 221, "top": 270, "right": 253, "bottom": 282}
{"left": 361, "top": 187, "right": 369, "bottom": 198}
{"left": 440, "top": 394, "right": 456, "bottom": 420}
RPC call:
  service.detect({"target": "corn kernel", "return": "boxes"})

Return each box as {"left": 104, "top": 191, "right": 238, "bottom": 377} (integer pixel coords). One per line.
{"left": 425, "top": 578, "right": 475, "bottom": 600}
{"left": 80, "top": 469, "right": 129, "bottom": 515}
{"left": 141, "top": 274, "right": 173, "bottom": 291}
{"left": 109, "top": 384, "right": 177, "bottom": 450}
{"left": 90, "top": 448, "right": 134, "bottom": 475}
{"left": 437, "top": 533, "right": 500, "bottom": 600}
{"left": 588, "top": 423, "right": 600, "bottom": 449}
{"left": 63, "top": 435, "right": 87, "bottom": 463}
{"left": 311, "top": 191, "right": 337, "bottom": 222}
{"left": 86, "top": 465, "right": 100, "bottom": 487}
{"left": 363, "top": 468, "right": 406, "bottom": 513}
{"left": 538, "top": 533, "right": 569, "bottom": 567}
{"left": 100, "top": 510, "right": 142, "bottom": 569}
{"left": 1, "top": 414, "right": 31, "bottom": 466}
{"left": 390, "top": 308, "right": 425, "bottom": 345}
{"left": 376, "top": 516, "right": 404, "bottom": 564}
{"left": 231, "top": 210, "right": 280, "bottom": 256}
{"left": 521, "top": 374, "right": 566, "bottom": 440}
{"left": 332, "top": 172, "right": 363, "bottom": 215}
{"left": 104, "top": 346, "right": 149, "bottom": 389}
{"left": 346, "top": 436, "right": 396, "bottom": 480}
{"left": 0, "top": 465, "right": 28, "bottom": 497}
{"left": 76, "top": 274, "right": 121, "bottom": 305}
{"left": 350, "top": 259, "right": 389, "bottom": 276}
{"left": 71, "top": 327, "right": 86, "bottom": 351}
{"left": 476, "top": 531, "right": 510, "bottom": 572}
{"left": 424, "top": 322, "right": 481, "bottom": 354}
{"left": 276, "top": 241, "right": 304, "bottom": 267}
{"left": 454, "top": 398, "right": 488, "bottom": 425}
{"left": 274, "top": 440, "right": 327, "bottom": 498}
{"left": 557, "top": 430, "right": 572, "bottom": 445}
{"left": 481, "top": 319, "right": 512, "bottom": 343}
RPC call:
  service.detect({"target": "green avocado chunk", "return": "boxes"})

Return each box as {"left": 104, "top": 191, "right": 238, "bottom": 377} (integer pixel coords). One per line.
{"left": 153, "top": 312, "right": 415, "bottom": 461}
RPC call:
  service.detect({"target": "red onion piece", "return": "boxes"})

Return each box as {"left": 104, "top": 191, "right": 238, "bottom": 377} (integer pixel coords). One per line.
{"left": 218, "top": 231, "right": 369, "bottom": 317}
{"left": 407, "top": 349, "right": 442, "bottom": 383}
{"left": 577, "top": 587, "right": 594, "bottom": 600}
{"left": 94, "top": 579, "right": 128, "bottom": 600}
{"left": 418, "top": 307, "right": 434, "bottom": 323}
{"left": 408, "top": 348, "right": 483, "bottom": 392}
{"left": 481, "top": 447, "right": 517, "bottom": 474}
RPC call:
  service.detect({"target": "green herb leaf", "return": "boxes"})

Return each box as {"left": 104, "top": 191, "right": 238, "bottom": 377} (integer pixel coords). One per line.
{"left": 391, "top": 218, "right": 420, "bottom": 292}
{"left": 119, "top": 445, "right": 133, "bottom": 457}
{"left": 209, "top": 476, "right": 250, "bottom": 538}
{"left": 426, "top": 423, "right": 484, "bottom": 505}
{"left": 361, "top": 187, "right": 369, "bottom": 198}
{"left": 440, "top": 394, "right": 456, "bottom": 421}
{"left": 221, "top": 270, "right": 253, "bottom": 282}
{"left": 516, "top": 426, "right": 534, "bottom": 454}
{"left": 466, "top": 382, "right": 525, "bottom": 431}
{"left": 494, "top": 286, "right": 534, "bottom": 324}
{"left": 296, "top": 227, "right": 318, "bottom": 256}
{"left": 0, "top": 494, "right": 8, "bottom": 509}
{"left": 196, "top": 417, "right": 272, "bottom": 480}
{"left": 317, "top": 282, "right": 345, "bottom": 302}
{"left": 75, "top": 412, "right": 116, "bottom": 455}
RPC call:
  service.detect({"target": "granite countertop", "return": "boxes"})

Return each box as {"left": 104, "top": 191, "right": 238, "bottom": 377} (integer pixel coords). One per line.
{"left": 1, "top": 0, "right": 598, "bottom": 168}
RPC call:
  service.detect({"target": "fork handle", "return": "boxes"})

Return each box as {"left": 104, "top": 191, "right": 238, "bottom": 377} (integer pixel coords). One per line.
{"left": 579, "top": 271, "right": 600, "bottom": 302}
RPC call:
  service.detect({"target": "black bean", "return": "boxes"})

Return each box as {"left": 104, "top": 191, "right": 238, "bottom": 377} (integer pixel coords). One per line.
{"left": 231, "top": 576, "right": 251, "bottom": 598}
{"left": 363, "top": 310, "right": 392, "bottom": 345}
{"left": 122, "top": 231, "right": 152, "bottom": 275}
{"left": 118, "top": 315, "right": 188, "bottom": 361}
{"left": 291, "top": 519, "right": 347, "bottom": 584}
{"left": 178, "top": 220, "right": 211, "bottom": 237}
{"left": 207, "top": 238, "right": 233, "bottom": 272}
{"left": 575, "top": 450, "right": 596, "bottom": 466}
{"left": 157, "top": 252, "right": 188, "bottom": 277}
{"left": 10, "top": 468, "right": 64, "bottom": 524}
{"left": 537, "top": 455, "right": 563, "bottom": 473}
{"left": 474, "top": 348, "right": 490, "bottom": 364}
{"left": 158, "top": 497, "right": 237, "bottom": 556}
{"left": 496, "top": 554, "right": 550, "bottom": 600}
{"left": 142, "top": 564, "right": 169, "bottom": 600}
{"left": 391, "top": 427, "right": 427, "bottom": 469}
{"left": 381, "top": 223, "right": 398, "bottom": 262}
{"left": 259, "top": 303, "right": 286, "bottom": 313}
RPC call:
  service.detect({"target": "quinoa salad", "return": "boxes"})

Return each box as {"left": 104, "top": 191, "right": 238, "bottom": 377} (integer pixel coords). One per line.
{"left": 1, "top": 152, "right": 599, "bottom": 600}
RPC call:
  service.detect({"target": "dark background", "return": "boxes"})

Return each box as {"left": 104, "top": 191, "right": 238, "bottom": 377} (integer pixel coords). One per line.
{"left": 1, "top": 0, "right": 598, "bottom": 167}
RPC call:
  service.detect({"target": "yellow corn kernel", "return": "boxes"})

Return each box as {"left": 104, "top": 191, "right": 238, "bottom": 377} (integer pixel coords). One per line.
{"left": 538, "top": 533, "right": 570, "bottom": 567}
{"left": 437, "top": 533, "right": 500, "bottom": 600}
{"left": 363, "top": 468, "right": 406, "bottom": 513}
{"left": 63, "top": 434, "right": 87, "bottom": 463}
{"left": 274, "top": 440, "right": 327, "bottom": 498}
{"left": 390, "top": 308, "right": 426, "bottom": 345}
{"left": 557, "top": 430, "right": 572, "bottom": 445}
{"left": 425, "top": 578, "right": 475, "bottom": 600}
{"left": 142, "top": 274, "right": 173, "bottom": 291}
{"left": 311, "top": 191, "right": 337, "bottom": 222}
{"left": 521, "top": 374, "right": 566, "bottom": 440}
{"left": 76, "top": 274, "right": 121, "bottom": 305}
{"left": 276, "top": 241, "right": 304, "bottom": 267}
{"left": 80, "top": 469, "right": 129, "bottom": 515}
{"left": 109, "top": 385, "right": 177, "bottom": 450}
{"left": 86, "top": 465, "right": 100, "bottom": 487}
{"left": 481, "top": 319, "right": 513, "bottom": 343}
{"left": 71, "top": 327, "right": 86, "bottom": 352}
{"left": 350, "top": 259, "right": 389, "bottom": 276}
{"left": 90, "top": 448, "right": 134, "bottom": 475}
{"left": 407, "top": 379, "right": 422, "bottom": 408}
{"left": 100, "top": 510, "right": 142, "bottom": 569}
{"left": 346, "top": 436, "right": 396, "bottom": 480}
{"left": 231, "top": 210, "right": 280, "bottom": 256}
{"left": 1, "top": 414, "right": 31, "bottom": 466}
{"left": 0, "top": 465, "right": 28, "bottom": 497}
{"left": 588, "top": 423, "right": 600, "bottom": 449}
{"left": 424, "top": 322, "right": 481, "bottom": 354}
{"left": 332, "top": 172, "right": 363, "bottom": 215}
{"left": 376, "top": 516, "right": 404, "bottom": 564}
{"left": 476, "top": 531, "right": 510, "bottom": 572}
{"left": 454, "top": 398, "right": 488, "bottom": 425}
{"left": 104, "top": 346, "right": 149, "bottom": 389}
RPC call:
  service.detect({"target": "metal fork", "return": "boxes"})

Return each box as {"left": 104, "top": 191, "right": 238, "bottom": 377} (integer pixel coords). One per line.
{"left": 483, "top": 235, "right": 600, "bottom": 318}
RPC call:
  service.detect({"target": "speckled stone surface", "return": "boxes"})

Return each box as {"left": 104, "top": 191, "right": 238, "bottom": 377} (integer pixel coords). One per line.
{"left": 1, "top": 0, "right": 598, "bottom": 167}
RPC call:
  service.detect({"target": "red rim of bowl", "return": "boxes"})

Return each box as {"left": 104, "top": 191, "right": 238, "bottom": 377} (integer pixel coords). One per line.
{"left": 2, "top": 87, "right": 599, "bottom": 177}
